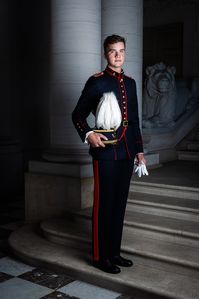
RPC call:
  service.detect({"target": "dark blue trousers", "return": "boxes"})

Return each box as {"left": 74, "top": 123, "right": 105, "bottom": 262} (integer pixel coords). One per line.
{"left": 92, "top": 159, "right": 134, "bottom": 262}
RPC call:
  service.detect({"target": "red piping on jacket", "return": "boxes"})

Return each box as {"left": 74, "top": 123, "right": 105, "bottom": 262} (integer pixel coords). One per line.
{"left": 93, "top": 160, "right": 100, "bottom": 261}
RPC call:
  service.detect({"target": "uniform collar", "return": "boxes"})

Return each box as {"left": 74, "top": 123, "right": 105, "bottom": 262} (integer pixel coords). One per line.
{"left": 105, "top": 66, "right": 124, "bottom": 79}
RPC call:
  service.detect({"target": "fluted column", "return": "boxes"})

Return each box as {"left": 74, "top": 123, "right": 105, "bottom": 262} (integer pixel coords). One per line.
{"left": 102, "top": 0, "right": 143, "bottom": 122}
{"left": 45, "top": 0, "right": 101, "bottom": 162}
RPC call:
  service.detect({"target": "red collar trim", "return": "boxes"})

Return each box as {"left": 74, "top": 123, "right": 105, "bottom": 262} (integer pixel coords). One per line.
{"left": 105, "top": 66, "right": 124, "bottom": 79}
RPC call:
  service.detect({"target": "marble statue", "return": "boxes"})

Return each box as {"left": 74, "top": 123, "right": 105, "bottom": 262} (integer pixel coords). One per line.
{"left": 143, "top": 62, "right": 176, "bottom": 128}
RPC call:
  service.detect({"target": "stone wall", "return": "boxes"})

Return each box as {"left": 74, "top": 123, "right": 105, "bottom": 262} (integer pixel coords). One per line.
{"left": 143, "top": 0, "right": 199, "bottom": 77}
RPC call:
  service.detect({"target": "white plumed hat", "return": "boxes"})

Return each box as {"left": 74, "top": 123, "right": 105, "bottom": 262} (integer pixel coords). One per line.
{"left": 96, "top": 92, "right": 122, "bottom": 130}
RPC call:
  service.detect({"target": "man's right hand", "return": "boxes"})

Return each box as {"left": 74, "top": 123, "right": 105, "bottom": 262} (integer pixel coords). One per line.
{"left": 87, "top": 132, "right": 107, "bottom": 148}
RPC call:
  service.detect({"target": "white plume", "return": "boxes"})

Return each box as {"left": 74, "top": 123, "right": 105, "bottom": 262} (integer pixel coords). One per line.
{"left": 96, "top": 92, "right": 122, "bottom": 130}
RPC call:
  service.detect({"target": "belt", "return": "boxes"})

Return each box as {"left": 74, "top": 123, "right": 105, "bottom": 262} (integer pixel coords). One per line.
{"left": 93, "top": 128, "right": 118, "bottom": 145}
{"left": 122, "top": 120, "right": 132, "bottom": 127}
{"left": 93, "top": 121, "right": 131, "bottom": 145}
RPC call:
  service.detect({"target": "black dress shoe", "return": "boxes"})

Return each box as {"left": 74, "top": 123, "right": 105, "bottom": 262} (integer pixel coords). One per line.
{"left": 110, "top": 255, "right": 133, "bottom": 267}
{"left": 93, "top": 259, "right": 121, "bottom": 274}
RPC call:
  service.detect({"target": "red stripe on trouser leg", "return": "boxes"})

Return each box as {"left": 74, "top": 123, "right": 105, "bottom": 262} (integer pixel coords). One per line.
{"left": 93, "top": 160, "right": 100, "bottom": 261}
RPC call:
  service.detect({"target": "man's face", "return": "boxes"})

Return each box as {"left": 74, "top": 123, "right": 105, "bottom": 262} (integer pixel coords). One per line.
{"left": 105, "top": 42, "right": 126, "bottom": 71}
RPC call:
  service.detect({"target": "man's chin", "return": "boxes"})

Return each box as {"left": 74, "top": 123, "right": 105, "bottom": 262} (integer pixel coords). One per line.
{"left": 113, "top": 64, "right": 123, "bottom": 69}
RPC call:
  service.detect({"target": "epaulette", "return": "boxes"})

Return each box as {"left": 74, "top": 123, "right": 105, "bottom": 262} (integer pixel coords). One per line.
{"left": 125, "top": 74, "right": 133, "bottom": 79}
{"left": 93, "top": 71, "right": 104, "bottom": 77}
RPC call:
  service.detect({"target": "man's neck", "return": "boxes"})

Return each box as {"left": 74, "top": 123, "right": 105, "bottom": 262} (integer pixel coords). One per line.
{"left": 108, "top": 65, "right": 122, "bottom": 73}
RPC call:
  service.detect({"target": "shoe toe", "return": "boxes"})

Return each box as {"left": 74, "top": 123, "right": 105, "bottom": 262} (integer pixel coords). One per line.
{"left": 111, "top": 256, "right": 133, "bottom": 267}
{"left": 93, "top": 259, "right": 121, "bottom": 274}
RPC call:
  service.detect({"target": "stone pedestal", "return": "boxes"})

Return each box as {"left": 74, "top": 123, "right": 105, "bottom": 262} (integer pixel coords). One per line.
{"left": 25, "top": 160, "right": 93, "bottom": 223}
{"left": 143, "top": 105, "right": 199, "bottom": 163}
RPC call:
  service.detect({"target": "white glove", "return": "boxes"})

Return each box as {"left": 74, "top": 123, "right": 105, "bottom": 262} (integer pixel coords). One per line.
{"left": 134, "top": 161, "right": 149, "bottom": 178}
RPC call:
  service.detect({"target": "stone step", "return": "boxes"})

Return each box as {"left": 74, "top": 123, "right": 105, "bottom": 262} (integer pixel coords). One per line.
{"left": 124, "top": 210, "right": 199, "bottom": 247}
{"left": 130, "top": 181, "right": 199, "bottom": 200}
{"left": 9, "top": 225, "right": 199, "bottom": 299}
{"left": 40, "top": 217, "right": 199, "bottom": 270}
{"left": 178, "top": 151, "right": 199, "bottom": 162}
{"left": 71, "top": 208, "right": 199, "bottom": 247}
{"left": 187, "top": 142, "right": 199, "bottom": 151}
{"left": 127, "top": 192, "right": 199, "bottom": 222}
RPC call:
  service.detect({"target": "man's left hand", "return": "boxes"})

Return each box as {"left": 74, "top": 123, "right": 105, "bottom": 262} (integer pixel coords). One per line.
{"left": 134, "top": 153, "right": 148, "bottom": 177}
{"left": 136, "top": 153, "right": 146, "bottom": 165}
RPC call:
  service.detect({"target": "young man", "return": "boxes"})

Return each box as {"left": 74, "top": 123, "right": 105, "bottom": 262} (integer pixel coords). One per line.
{"left": 72, "top": 35, "right": 146, "bottom": 274}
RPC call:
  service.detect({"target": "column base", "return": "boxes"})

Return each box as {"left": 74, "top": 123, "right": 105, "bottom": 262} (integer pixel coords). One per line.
{"left": 25, "top": 159, "right": 93, "bottom": 223}
{"left": 42, "top": 147, "right": 92, "bottom": 163}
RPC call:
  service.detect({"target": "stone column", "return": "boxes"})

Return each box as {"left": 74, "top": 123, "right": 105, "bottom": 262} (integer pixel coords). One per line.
{"left": 0, "top": 1, "right": 23, "bottom": 199}
{"left": 102, "top": 0, "right": 143, "bottom": 122}
{"left": 26, "top": 0, "right": 101, "bottom": 222}
{"left": 44, "top": 0, "right": 101, "bottom": 162}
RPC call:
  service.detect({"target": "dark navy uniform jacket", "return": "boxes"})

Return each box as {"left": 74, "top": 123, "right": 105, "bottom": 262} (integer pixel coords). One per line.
{"left": 72, "top": 66, "right": 143, "bottom": 160}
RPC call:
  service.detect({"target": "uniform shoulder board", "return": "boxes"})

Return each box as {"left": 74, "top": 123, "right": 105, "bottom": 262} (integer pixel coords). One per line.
{"left": 93, "top": 71, "right": 104, "bottom": 77}
{"left": 125, "top": 74, "right": 133, "bottom": 79}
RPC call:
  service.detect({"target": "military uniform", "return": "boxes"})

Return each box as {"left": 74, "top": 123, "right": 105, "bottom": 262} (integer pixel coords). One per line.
{"left": 72, "top": 66, "right": 143, "bottom": 263}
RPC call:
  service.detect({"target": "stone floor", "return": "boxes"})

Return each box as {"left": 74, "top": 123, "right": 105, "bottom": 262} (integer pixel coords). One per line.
{"left": 0, "top": 198, "right": 132, "bottom": 299}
